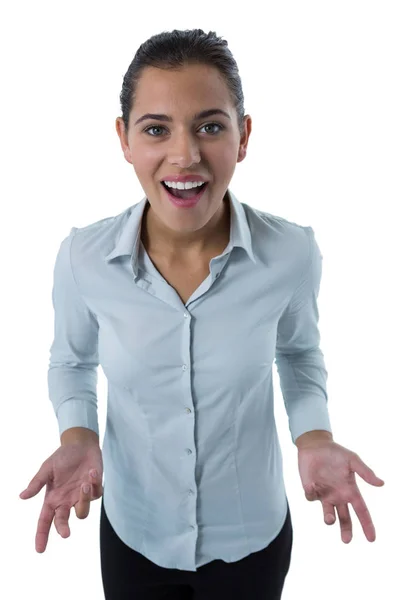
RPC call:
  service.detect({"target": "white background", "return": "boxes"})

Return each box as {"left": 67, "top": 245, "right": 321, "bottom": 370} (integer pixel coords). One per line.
{"left": 1, "top": 1, "right": 398, "bottom": 598}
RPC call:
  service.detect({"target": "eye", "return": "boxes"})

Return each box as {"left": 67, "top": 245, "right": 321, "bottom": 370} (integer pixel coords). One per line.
{"left": 199, "top": 123, "right": 225, "bottom": 135}
{"left": 143, "top": 122, "right": 225, "bottom": 137}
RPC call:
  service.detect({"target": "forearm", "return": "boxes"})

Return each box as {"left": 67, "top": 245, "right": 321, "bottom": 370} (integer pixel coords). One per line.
{"left": 295, "top": 429, "right": 333, "bottom": 449}
{"left": 61, "top": 426, "right": 99, "bottom": 446}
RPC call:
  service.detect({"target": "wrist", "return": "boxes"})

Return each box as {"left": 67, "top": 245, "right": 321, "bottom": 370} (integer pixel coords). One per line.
{"left": 60, "top": 427, "right": 99, "bottom": 447}
{"left": 295, "top": 430, "right": 333, "bottom": 449}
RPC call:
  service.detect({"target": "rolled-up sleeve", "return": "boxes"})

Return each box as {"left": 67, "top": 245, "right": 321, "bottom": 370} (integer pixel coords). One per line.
{"left": 275, "top": 226, "right": 332, "bottom": 444}
{"left": 47, "top": 228, "right": 100, "bottom": 438}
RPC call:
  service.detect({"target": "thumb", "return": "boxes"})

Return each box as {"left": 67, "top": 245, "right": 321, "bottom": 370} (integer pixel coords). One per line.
{"left": 351, "top": 455, "right": 385, "bottom": 486}
{"left": 20, "top": 466, "right": 49, "bottom": 499}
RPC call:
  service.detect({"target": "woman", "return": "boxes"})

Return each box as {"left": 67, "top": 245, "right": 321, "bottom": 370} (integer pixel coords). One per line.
{"left": 20, "top": 29, "right": 384, "bottom": 600}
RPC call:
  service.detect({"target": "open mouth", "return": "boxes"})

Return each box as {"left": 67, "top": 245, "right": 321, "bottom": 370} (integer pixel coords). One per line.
{"left": 161, "top": 181, "right": 209, "bottom": 201}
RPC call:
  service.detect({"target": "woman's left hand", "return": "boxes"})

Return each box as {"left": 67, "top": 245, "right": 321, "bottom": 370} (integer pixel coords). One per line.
{"left": 297, "top": 440, "right": 385, "bottom": 543}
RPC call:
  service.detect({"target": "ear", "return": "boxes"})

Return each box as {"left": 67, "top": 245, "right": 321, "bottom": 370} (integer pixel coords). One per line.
{"left": 115, "top": 117, "right": 133, "bottom": 165}
{"left": 238, "top": 147, "right": 247, "bottom": 162}
{"left": 237, "top": 115, "right": 251, "bottom": 163}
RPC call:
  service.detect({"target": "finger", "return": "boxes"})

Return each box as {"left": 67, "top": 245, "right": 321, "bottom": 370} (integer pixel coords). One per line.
{"left": 74, "top": 482, "right": 92, "bottom": 519}
{"left": 54, "top": 504, "right": 71, "bottom": 538}
{"left": 303, "top": 483, "right": 318, "bottom": 502}
{"left": 321, "top": 501, "right": 336, "bottom": 525}
{"left": 351, "top": 454, "right": 385, "bottom": 486}
{"left": 20, "top": 469, "right": 48, "bottom": 499}
{"left": 351, "top": 491, "right": 376, "bottom": 542}
{"left": 35, "top": 502, "right": 55, "bottom": 553}
{"left": 337, "top": 503, "right": 352, "bottom": 544}
{"left": 89, "top": 469, "right": 104, "bottom": 498}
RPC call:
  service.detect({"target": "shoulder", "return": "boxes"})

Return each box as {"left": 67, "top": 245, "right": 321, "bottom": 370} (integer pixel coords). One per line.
{"left": 246, "top": 202, "right": 313, "bottom": 234}
{"left": 241, "top": 201, "right": 315, "bottom": 263}
{"left": 67, "top": 204, "right": 133, "bottom": 257}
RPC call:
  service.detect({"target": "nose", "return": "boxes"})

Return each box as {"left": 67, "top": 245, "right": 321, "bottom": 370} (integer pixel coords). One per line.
{"left": 168, "top": 132, "right": 201, "bottom": 167}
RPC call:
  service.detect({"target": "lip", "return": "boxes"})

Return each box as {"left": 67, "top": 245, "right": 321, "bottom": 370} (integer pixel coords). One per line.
{"left": 161, "top": 181, "right": 209, "bottom": 208}
{"left": 160, "top": 174, "right": 209, "bottom": 183}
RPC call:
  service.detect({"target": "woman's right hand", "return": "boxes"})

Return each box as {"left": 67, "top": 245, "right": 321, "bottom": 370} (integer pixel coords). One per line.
{"left": 19, "top": 441, "right": 104, "bottom": 553}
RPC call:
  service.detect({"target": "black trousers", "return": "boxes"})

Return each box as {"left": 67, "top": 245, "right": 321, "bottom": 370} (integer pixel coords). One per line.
{"left": 100, "top": 497, "right": 293, "bottom": 600}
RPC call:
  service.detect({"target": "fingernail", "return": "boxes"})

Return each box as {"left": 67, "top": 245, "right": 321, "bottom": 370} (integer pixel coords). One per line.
{"left": 83, "top": 484, "right": 90, "bottom": 493}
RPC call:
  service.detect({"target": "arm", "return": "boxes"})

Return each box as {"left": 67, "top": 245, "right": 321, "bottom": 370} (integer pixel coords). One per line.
{"left": 275, "top": 230, "right": 386, "bottom": 543}
{"left": 48, "top": 228, "right": 100, "bottom": 439}
{"left": 275, "top": 226, "right": 332, "bottom": 446}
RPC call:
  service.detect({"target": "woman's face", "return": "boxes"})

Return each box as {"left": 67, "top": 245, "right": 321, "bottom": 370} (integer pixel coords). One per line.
{"left": 115, "top": 63, "right": 251, "bottom": 238}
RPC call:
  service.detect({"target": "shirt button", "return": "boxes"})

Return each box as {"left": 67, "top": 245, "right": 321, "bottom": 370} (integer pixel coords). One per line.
{"left": 182, "top": 364, "right": 187, "bottom": 371}
{"left": 186, "top": 448, "right": 192, "bottom": 455}
{"left": 184, "top": 313, "right": 188, "bottom": 318}
{"left": 190, "top": 525, "right": 195, "bottom": 531}
{"left": 185, "top": 407, "right": 192, "bottom": 414}
{"left": 188, "top": 489, "right": 194, "bottom": 495}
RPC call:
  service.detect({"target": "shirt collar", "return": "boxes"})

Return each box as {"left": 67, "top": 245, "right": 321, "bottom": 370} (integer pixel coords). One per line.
{"left": 104, "top": 188, "right": 257, "bottom": 274}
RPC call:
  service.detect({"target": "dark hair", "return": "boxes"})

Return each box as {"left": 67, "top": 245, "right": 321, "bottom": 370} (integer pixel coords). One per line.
{"left": 119, "top": 29, "right": 246, "bottom": 137}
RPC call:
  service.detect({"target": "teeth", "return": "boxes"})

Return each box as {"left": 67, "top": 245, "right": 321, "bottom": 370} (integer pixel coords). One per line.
{"left": 163, "top": 180, "right": 206, "bottom": 190}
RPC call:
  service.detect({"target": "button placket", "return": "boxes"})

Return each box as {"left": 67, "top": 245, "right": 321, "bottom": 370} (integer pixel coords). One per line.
{"left": 182, "top": 309, "right": 196, "bottom": 534}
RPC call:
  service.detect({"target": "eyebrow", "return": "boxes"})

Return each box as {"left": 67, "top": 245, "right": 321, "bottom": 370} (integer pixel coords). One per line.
{"left": 134, "top": 108, "right": 231, "bottom": 126}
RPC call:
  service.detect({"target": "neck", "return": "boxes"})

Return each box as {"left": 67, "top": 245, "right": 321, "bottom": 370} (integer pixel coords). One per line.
{"left": 141, "top": 193, "right": 231, "bottom": 263}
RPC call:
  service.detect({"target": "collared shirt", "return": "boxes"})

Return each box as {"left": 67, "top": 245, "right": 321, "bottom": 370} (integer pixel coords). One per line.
{"left": 48, "top": 189, "right": 332, "bottom": 571}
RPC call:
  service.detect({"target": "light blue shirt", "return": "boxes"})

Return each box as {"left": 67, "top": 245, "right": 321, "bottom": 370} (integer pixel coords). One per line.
{"left": 48, "top": 189, "right": 332, "bottom": 571}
